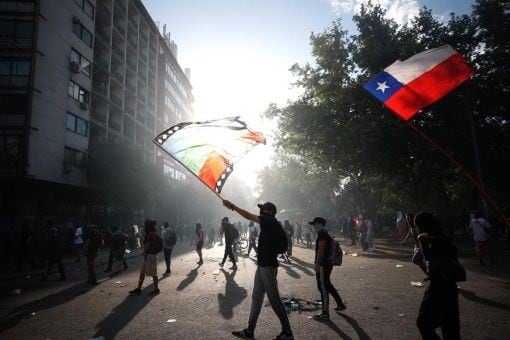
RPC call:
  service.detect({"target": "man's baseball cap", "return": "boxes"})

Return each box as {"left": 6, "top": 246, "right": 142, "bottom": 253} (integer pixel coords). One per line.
{"left": 221, "top": 217, "right": 229, "bottom": 222}
{"left": 257, "top": 202, "right": 277, "bottom": 215}
{"left": 309, "top": 217, "right": 326, "bottom": 225}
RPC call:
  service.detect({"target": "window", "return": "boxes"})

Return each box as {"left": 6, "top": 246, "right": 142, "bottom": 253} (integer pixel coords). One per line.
{"left": 64, "top": 146, "right": 86, "bottom": 168}
{"left": 74, "top": 0, "right": 95, "bottom": 20}
{"left": 0, "top": 21, "right": 33, "bottom": 39}
{"left": 0, "top": 60, "right": 30, "bottom": 76}
{"left": 68, "top": 80, "right": 89, "bottom": 104}
{"left": 66, "top": 112, "right": 88, "bottom": 136}
{"left": 0, "top": 93, "right": 29, "bottom": 115}
{"left": 70, "top": 48, "right": 91, "bottom": 77}
{"left": 72, "top": 18, "right": 93, "bottom": 47}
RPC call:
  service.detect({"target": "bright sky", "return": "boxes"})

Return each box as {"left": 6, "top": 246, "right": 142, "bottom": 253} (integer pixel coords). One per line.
{"left": 143, "top": 0, "right": 474, "bottom": 194}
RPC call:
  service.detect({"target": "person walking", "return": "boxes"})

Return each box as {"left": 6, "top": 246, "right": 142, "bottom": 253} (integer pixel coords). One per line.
{"left": 363, "top": 218, "right": 374, "bottom": 251}
{"left": 73, "top": 224, "right": 84, "bottom": 263}
{"left": 414, "top": 212, "right": 462, "bottom": 340}
{"left": 219, "top": 217, "right": 237, "bottom": 270}
{"left": 225, "top": 200, "right": 294, "bottom": 340}
{"left": 82, "top": 225, "right": 103, "bottom": 285}
{"left": 247, "top": 221, "right": 258, "bottom": 257}
{"left": 196, "top": 223, "right": 204, "bottom": 265}
{"left": 309, "top": 217, "right": 346, "bottom": 320}
{"left": 296, "top": 222, "right": 303, "bottom": 244}
{"left": 108, "top": 226, "right": 129, "bottom": 277}
{"left": 469, "top": 212, "right": 495, "bottom": 266}
{"left": 305, "top": 222, "right": 313, "bottom": 248}
{"left": 40, "top": 227, "right": 67, "bottom": 281}
{"left": 104, "top": 227, "right": 128, "bottom": 273}
{"left": 161, "top": 222, "right": 177, "bottom": 275}
{"left": 208, "top": 224, "right": 216, "bottom": 246}
{"left": 348, "top": 216, "right": 357, "bottom": 245}
{"left": 283, "top": 220, "right": 294, "bottom": 255}
{"left": 15, "top": 222, "right": 36, "bottom": 272}
{"left": 129, "top": 220, "right": 161, "bottom": 296}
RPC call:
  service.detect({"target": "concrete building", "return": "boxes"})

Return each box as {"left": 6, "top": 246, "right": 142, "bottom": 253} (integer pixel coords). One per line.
{"left": 0, "top": 0, "right": 193, "bottom": 226}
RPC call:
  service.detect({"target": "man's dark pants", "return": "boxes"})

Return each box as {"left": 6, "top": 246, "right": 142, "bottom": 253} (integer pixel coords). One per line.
{"left": 221, "top": 242, "right": 236, "bottom": 264}
{"left": 164, "top": 247, "right": 173, "bottom": 271}
{"left": 417, "top": 281, "right": 460, "bottom": 340}
{"left": 87, "top": 253, "right": 97, "bottom": 284}
{"left": 316, "top": 264, "right": 343, "bottom": 313}
{"left": 106, "top": 249, "right": 127, "bottom": 270}
{"left": 46, "top": 255, "right": 66, "bottom": 278}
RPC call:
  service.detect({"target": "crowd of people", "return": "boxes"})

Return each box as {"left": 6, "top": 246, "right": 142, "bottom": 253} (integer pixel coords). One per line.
{"left": 2, "top": 203, "right": 508, "bottom": 340}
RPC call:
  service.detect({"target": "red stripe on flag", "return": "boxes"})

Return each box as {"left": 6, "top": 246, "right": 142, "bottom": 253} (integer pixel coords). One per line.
{"left": 385, "top": 53, "right": 474, "bottom": 120}
{"left": 198, "top": 154, "right": 228, "bottom": 191}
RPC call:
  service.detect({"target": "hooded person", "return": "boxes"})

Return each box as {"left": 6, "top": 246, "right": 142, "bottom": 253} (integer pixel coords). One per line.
{"left": 309, "top": 217, "right": 346, "bottom": 320}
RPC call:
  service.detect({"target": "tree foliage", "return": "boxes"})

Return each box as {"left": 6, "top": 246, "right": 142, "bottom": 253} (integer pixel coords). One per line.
{"left": 260, "top": 0, "right": 510, "bottom": 225}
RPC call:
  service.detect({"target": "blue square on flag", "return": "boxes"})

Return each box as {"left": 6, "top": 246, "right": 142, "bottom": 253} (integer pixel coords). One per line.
{"left": 364, "top": 72, "right": 403, "bottom": 102}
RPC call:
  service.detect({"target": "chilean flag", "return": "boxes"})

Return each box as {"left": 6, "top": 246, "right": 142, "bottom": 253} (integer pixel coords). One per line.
{"left": 364, "top": 45, "right": 474, "bottom": 121}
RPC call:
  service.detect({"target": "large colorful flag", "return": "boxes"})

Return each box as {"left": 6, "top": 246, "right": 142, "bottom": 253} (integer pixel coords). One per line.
{"left": 153, "top": 117, "right": 265, "bottom": 194}
{"left": 364, "top": 44, "right": 474, "bottom": 120}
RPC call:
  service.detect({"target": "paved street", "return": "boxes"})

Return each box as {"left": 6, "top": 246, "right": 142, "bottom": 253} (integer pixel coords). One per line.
{"left": 1, "top": 237, "right": 509, "bottom": 340}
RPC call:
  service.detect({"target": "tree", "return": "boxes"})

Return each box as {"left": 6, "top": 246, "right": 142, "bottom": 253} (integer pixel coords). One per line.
{"left": 261, "top": 1, "right": 510, "bottom": 225}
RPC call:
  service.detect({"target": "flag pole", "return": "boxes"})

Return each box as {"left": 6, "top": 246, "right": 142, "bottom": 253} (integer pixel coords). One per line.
{"left": 404, "top": 121, "right": 510, "bottom": 227}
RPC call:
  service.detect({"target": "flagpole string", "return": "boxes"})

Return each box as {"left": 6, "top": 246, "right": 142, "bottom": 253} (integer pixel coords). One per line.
{"left": 405, "top": 121, "right": 510, "bottom": 227}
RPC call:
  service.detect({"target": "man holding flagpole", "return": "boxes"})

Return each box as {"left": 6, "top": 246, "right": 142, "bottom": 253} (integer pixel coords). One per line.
{"left": 223, "top": 199, "right": 294, "bottom": 340}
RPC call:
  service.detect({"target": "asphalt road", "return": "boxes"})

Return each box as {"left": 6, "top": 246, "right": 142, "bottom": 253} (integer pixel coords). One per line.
{"left": 0, "top": 237, "right": 509, "bottom": 340}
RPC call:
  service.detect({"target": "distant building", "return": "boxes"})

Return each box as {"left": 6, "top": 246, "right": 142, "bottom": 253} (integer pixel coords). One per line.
{"left": 0, "top": 0, "right": 193, "bottom": 226}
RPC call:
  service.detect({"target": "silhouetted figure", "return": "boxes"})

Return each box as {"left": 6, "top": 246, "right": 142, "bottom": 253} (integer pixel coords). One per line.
{"left": 40, "top": 227, "right": 66, "bottom": 281}
{"left": 15, "top": 222, "right": 36, "bottom": 272}
{"left": 219, "top": 217, "right": 237, "bottom": 270}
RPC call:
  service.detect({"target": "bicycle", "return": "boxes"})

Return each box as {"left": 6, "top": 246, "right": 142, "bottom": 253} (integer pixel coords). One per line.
{"left": 237, "top": 237, "right": 249, "bottom": 250}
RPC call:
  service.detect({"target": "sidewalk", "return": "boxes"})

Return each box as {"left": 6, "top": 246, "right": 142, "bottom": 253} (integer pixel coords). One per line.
{"left": 0, "top": 247, "right": 142, "bottom": 283}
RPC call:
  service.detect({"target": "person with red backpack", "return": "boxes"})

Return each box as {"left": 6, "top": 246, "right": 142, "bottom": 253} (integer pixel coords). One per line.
{"left": 129, "top": 219, "right": 162, "bottom": 296}
{"left": 224, "top": 200, "right": 294, "bottom": 340}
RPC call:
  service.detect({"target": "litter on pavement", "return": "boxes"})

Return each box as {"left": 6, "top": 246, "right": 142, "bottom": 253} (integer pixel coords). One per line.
{"left": 396, "top": 264, "right": 404, "bottom": 268}
{"left": 398, "top": 313, "right": 405, "bottom": 317}
{"left": 411, "top": 281, "right": 424, "bottom": 287}
{"left": 268, "top": 297, "right": 323, "bottom": 314}
{"left": 115, "top": 281, "right": 122, "bottom": 284}
{"left": 351, "top": 253, "right": 358, "bottom": 257}
{"left": 167, "top": 319, "right": 176, "bottom": 323}
{"left": 10, "top": 288, "right": 22, "bottom": 296}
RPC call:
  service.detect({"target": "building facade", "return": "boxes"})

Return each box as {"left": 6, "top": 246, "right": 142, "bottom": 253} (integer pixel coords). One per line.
{"left": 0, "top": 0, "right": 193, "bottom": 227}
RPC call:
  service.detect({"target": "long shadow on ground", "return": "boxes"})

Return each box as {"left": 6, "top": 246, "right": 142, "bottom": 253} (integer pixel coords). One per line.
{"left": 0, "top": 281, "right": 94, "bottom": 333}
{"left": 459, "top": 288, "right": 510, "bottom": 311}
{"left": 176, "top": 264, "right": 201, "bottom": 291}
{"left": 338, "top": 312, "right": 371, "bottom": 340}
{"left": 93, "top": 286, "right": 157, "bottom": 340}
{"left": 217, "top": 268, "right": 247, "bottom": 319}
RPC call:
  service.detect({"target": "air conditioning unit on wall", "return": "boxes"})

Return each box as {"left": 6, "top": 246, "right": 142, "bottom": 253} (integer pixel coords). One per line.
{"left": 70, "top": 61, "right": 81, "bottom": 73}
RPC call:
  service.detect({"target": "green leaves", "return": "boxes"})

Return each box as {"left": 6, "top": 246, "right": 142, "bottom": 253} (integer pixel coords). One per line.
{"left": 261, "top": 0, "right": 510, "bottom": 219}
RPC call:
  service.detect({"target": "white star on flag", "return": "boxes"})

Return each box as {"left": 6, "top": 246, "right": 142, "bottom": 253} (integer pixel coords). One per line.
{"left": 376, "top": 81, "right": 390, "bottom": 93}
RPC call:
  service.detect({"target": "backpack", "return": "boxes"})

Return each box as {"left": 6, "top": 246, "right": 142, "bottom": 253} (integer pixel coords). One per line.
{"left": 152, "top": 234, "right": 164, "bottom": 253}
{"left": 274, "top": 223, "right": 289, "bottom": 254}
{"left": 329, "top": 239, "right": 343, "bottom": 266}
{"left": 164, "top": 230, "right": 177, "bottom": 248}
{"left": 231, "top": 226, "right": 240, "bottom": 240}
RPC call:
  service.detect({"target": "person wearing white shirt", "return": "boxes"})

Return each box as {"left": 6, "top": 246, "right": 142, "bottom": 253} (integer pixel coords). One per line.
{"left": 469, "top": 212, "right": 495, "bottom": 266}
